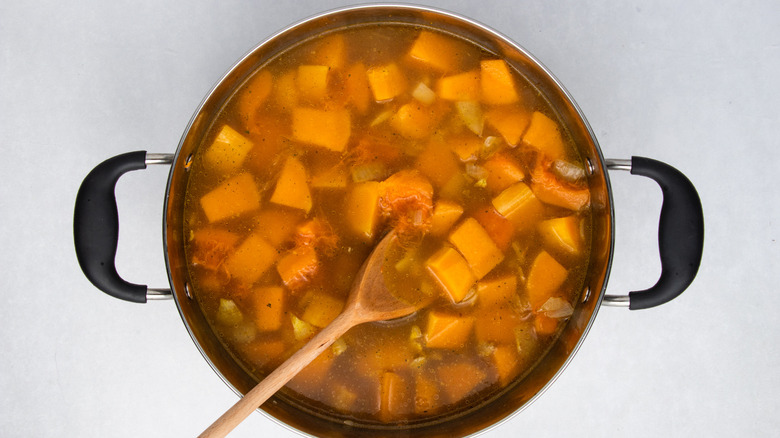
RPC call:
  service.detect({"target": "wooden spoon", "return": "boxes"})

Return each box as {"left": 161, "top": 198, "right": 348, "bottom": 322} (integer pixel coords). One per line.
{"left": 199, "top": 231, "right": 416, "bottom": 438}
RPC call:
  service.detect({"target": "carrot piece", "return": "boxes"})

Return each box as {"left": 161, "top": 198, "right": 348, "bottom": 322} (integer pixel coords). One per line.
{"left": 390, "top": 101, "right": 447, "bottom": 139}
{"left": 269, "top": 156, "right": 312, "bottom": 214}
{"left": 482, "top": 151, "right": 526, "bottom": 193}
{"left": 367, "top": 63, "right": 408, "bottom": 101}
{"left": 472, "top": 206, "right": 515, "bottom": 252}
{"left": 474, "top": 308, "right": 520, "bottom": 345}
{"left": 309, "top": 34, "right": 346, "bottom": 70}
{"left": 414, "top": 138, "right": 461, "bottom": 189}
{"left": 436, "top": 361, "right": 487, "bottom": 403}
{"left": 276, "top": 247, "right": 319, "bottom": 291}
{"left": 253, "top": 207, "right": 304, "bottom": 248}
{"left": 301, "top": 293, "right": 344, "bottom": 328}
{"left": 530, "top": 163, "right": 590, "bottom": 211}
{"left": 190, "top": 228, "right": 240, "bottom": 270}
{"left": 253, "top": 286, "right": 285, "bottom": 332}
{"left": 414, "top": 373, "right": 440, "bottom": 415}
{"left": 480, "top": 59, "right": 519, "bottom": 105}
{"left": 223, "top": 232, "right": 279, "bottom": 284}
{"left": 408, "top": 30, "right": 462, "bottom": 72}
{"left": 476, "top": 274, "right": 517, "bottom": 308}
{"left": 523, "top": 111, "right": 567, "bottom": 160}
{"left": 292, "top": 107, "right": 351, "bottom": 152}
{"left": 203, "top": 124, "right": 254, "bottom": 174}
{"left": 533, "top": 314, "right": 559, "bottom": 336}
{"left": 526, "top": 251, "right": 567, "bottom": 309}
{"left": 345, "top": 181, "right": 381, "bottom": 241}
{"left": 426, "top": 246, "right": 477, "bottom": 303}
{"left": 485, "top": 107, "right": 530, "bottom": 146}
{"left": 491, "top": 182, "right": 544, "bottom": 228}
{"left": 273, "top": 69, "right": 298, "bottom": 111}
{"left": 448, "top": 217, "right": 505, "bottom": 279}
{"left": 288, "top": 348, "right": 335, "bottom": 392}
{"left": 424, "top": 311, "right": 475, "bottom": 349}
{"left": 538, "top": 215, "right": 583, "bottom": 256}
{"left": 199, "top": 172, "right": 261, "bottom": 223}
{"left": 344, "top": 62, "right": 371, "bottom": 113}
{"left": 379, "top": 372, "right": 412, "bottom": 422}
{"left": 430, "top": 200, "right": 464, "bottom": 236}
{"left": 296, "top": 65, "right": 330, "bottom": 102}
{"left": 491, "top": 345, "right": 520, "bottom": 385}
{"left": 436, "top": 70, "right": 481, "bottom": 101}
{"left": 236, "top": 70, "right": 273, "bottom": 126}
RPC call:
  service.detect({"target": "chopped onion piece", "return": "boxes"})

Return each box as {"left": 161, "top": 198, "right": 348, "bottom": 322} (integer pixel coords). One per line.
{"left": 465, "top": 163, "right": 488, "bottom": 181}
{"left": 455, "top": 101, "right": 484, "bottom": 136}
{"left": 552, "top": 160, "right": 586, "bottom": 184}
{"left": 351, "top": 162, "right": 387, "bottom": 182}
{"left": 370, "top": 109, "right": 393, "bottom": 127}
{"left": 481, "top": 135, "right": 502, "bottom": 159}
{"left": 412, "top": 82, "right": 436, "bottom": 105}
{"left": 539, "top": 297, "right": 574, "bottom": 318}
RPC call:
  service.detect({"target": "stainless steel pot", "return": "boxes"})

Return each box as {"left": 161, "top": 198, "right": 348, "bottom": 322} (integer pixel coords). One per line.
{"left": 74, "top": 4, "right": 704, "bottom": 437}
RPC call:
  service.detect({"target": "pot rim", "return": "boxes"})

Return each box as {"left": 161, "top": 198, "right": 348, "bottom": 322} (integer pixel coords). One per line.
{"left": 162, "top": 3, "right": 615, "bottom": 437}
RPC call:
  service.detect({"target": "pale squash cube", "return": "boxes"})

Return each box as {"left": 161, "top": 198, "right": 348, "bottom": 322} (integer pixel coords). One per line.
{"left": 436, "top": 70, "right": 480, "bottom": 101}
{"left": 223, "top": 233, "right": 278, "bottom": 284}
{"left": 414, "top": 373, "right": 440, "bottom": 415}
{"left": 436, "top": 361, "right": 487, "bottom": 403}
{"left": 480, "top": 59, "right": 519, "bottom": 105}
{"left": 269, "top": 156, "right": 312, "bottom": 213}
{"left": 408, "top": 31, "right": 462, "bottom": 72}
{"left": 199, "top": 172, "right": 260, "bottom": 223}
{"left": 292, "top": 107, "right": 351, "bottom": 152}
{"left": 491, "top": 344, "right": 520, "bottom": 385}
{"left": 345, "top": 181, "right": 381, "bottom": 241}
{"left": 276, "top": 247, "right": 318, "bottom": 290}
{"left": 485, "top": 107, "right": 530, "bottom": 146}
{"left": 309, "top": 34, "right": 346, "bottom": 70}
{"left": 482, "top": 152, "right": 526, "bottom": 193}
{"left": 301, "top": 293, "right": 344, "bottom": 328}
{"left": 203, "top": 125, "right": 254, "bottom": 174}
{"left": 296, "top": 65, "right": 330, "bottom": 102}
{"left": 216, "top": 298, "right": 243, "bottom": 326}
{"left": 253, "top": 286, "right": 285, "bottom": 332}
{"left": 424, "top": 311, "right": 475, "bottom": 349}
{"left": 526, "top": 250, "right": 568, "bottom": 309}
{"left": 477, "top": 274, "right": 517, "bottom": 308}
{"left": 425, "top": 246, "right": 476, "bottom": 303}
{"left": 273, "top": 70, "right": 298, "bottom": 111}
{"left": 538, "top": 215, "right": 583, "bottom": 256}
{"left": 448, "top": 218, "right": 505, "bottom": 279}
{"left": 379, "top": 371, "right": 411, "bottom": 422}
{"left": 367, "top": 63, "right": 407, "bottom": 101}
{"left": 523, "top": 111, "right": 567, "bottom": 160}
{"left": 474, "top": 308, "right": 520, "bottom": 345}
{"left": 430, "top": 200, "right": 464, "bottom": 236}
{"left": 344, "top": 62, "right": 371, "bottom": 113}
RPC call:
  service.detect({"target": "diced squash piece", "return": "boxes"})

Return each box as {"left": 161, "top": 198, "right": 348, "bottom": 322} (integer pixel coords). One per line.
{"left": 491, "top": 345, "right": 520, "bottom": 385}
{"left": 216, "top": 298, "right": 243, "bottom": 326}
{"left": 253, "top": 286, "right": 285, "bottom": 332}
{"left": 482, "top": 151, "right": 526, "bottom": 193}
{"left": 379, "top": 371, "right": 412, "bottom": 422}
{"left": 415, "top": 138, "right": 461, "bottom": 189}
{"left": 526, "top": 251, "right": 568, "bottom": 309}
{"left": 236, "top": 70, "right": 273, "bottom": 126}
{"left": 523, "top": 111, "right": 567, "bottom": 160}
{"left": 408, "top": 31, "right": 462, "bottom": 72}
{"left": 424, "top": 311, "right": 475, "bottom": 349}
{"left": 538, "top": 216, "right": 583, "bottom": 256}
{"left": 273, "top": 70, "right": 298, "bottom": 110}
{"left": 480, "top": 59, "right": 519, "bottom": 105}
{"left": 345, "top": 181, "right": 381, "bottom": 241}
{"left": 411, "top": 82, "right": 436, "bottom": 105}
{"left": 269, "top": 156, "right": 312, "bottom": 213}
{"left": 292, "top": 107, "right": 351, "bottom": 152}
{"left": 288, "top": 348, "right": 335, "bottom": 391}
{"left": 203, "top": 125, "right": 254, "bottom": 174}
{"left": 190, "top": 228, "right": 240, "bottom": 270}
{"left": 472, "top": 206, "right": 515, "bottom": 251}
{"left": 253, "top": 207, "right": 304, "bottom": 247}
{"left": 229, "top": 322, "right": 257, "bottom": 344}
{"left": 290, "top": 314, "right": 317, "bottom": 341}
{"left": 301, "top": 293, "right": 344, "bottom": 328}
{"left": 414, "top": 373, "right": 440, "bottom": 415}
{"left": 344, "top": 62, "right": 371, "bottom": 113}
{"left": 436, "top": 70, "right": 480, "bottom": 101}
{"left": 276, "top": 247, "right": 319, "bottom": 290}
{"left": 450, "top": 134, "right": 483, "bottom": 162}
{"left": 430, "top": 200, "right": 464, "bottom": 236}
{"left": 296, "top": 65, "right": 330, "bottom": 102}
{"left": 491, "top": 182, "right": 544, "bottom": 227}
{"left": 309, "top": 34, "right": 346, "bottom": 70}
{"left": 474, "top": 308, "right": 520, "bottom": 345}
{"left": 485, "top": 107, "right": 530, "bottom": 146}
{"left": 310, "top": 162, "right": 349, "bottom": 189}
{"left": 358, "top": 334, "right": 417, "bottom": 376}
{"left": 436, "top": 361, "right": 487, "bottom": 403}
{"left": 455, "top": 101, "right": 484, "bottom": 135}
{"left": 477, "top": 274, "right": 517, "bottom": 308}
{"left": 531, "top": 163, "right": 590, "bottom": 211}
{"left": 367, "top": 63, "right": 407, "bottom": 101}
{"left": 223, "top": 232, "right": 278, "bottom": 284}
{"left": 239, "top": 338, "right": 287, "bottom": 369}
{"left": 534, "top": 314, "right": 559, "bottom": 336}
{"left": 425, "top": 246, "right": 476, "bottom": 303}
{"left": 244, "top": 115, "right": 289, "bottom": 174}
{"left": 390, "top": 101, "right": 446, "bottom": 139}
{"left": 448, "top": 218, "right": 505, "bottom": 279}
{"left": 200, "top": 172, "right": 260, "bottom": 223}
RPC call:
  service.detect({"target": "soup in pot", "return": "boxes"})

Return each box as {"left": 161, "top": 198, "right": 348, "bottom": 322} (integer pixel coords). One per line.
{"left": 183, "top": 24, "right": 592, "bottom": 425}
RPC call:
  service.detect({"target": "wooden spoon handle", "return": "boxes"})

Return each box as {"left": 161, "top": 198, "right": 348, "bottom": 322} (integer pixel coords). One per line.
{"left": 199, "top": 310, "right": 357, "bottom": 438}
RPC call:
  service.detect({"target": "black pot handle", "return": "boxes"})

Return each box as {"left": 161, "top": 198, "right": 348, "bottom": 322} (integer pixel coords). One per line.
{"left": 74, "top": 151, "right": 173, "bottom": 303}
{"left": 604, "top": 156, "right": 704, "bottom": 310}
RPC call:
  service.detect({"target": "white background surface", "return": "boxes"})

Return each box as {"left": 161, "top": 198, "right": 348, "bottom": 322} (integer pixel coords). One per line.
{"left": 2, "top": 1, "right": 778, "bottom": 437}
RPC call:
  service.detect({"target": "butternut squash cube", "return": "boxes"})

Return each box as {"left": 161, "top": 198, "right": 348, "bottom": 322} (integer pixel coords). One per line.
{"left": 472, "top": 205, "right": 515, "bottom": 252}
{"left": 345, "top": 181, "right": 381, "bottom": 241}
{"left": 474, "top": 308, "right": 520, "bottom": 344}
{"left": 203, "top": 125, "right": 254, "bottom": 174}
{"left": 367, "top": 63, "right": 407, "bottom": 101}
{"left": 344, "top": 62, "right": 371, "bottom": 113}
{"left": 538, "top": 215, "right": 583, "bottom": 256}
{"left": 436, "top": 361, "right": 487, "bottom": 403}
{"left": 379, "top": 371, "right": 412, "bottom": 422}
{"left": 448, "top": 218, "right": 505, "bottom": 279}
{"left": 414, "top": 138, "right": 461, "bottom": 189}
{"left": 253, "top": 207, "right": 304, "bottom": 248}
{"left": 491, "top": 182, "right": 543, "bottom": 226}
{"left": 477, "top": 274, "right": 517, "bottom": 308}
{"left": 390, "top": 101, "right": 446, "bottom": 139}
{"left": 424, "top": 311, "right": 475, "bottom": 349}
{"left": 190, "top": 227, "right": 240, "bottom": 271}
{"left": 526, "top": 251, "right": 568, "bottom": 309}
{"left": 292, "top": 107, "right": 351, "bottom": 152}
{"left": 309, "top": 34, "right": 346, "bottom": 70}
{"left": 425, "top": 246, "right": 476, "bottom": 303}
{"left": 430, "top": 200, "right": 464, "bottom": 236}
{"left": 480, "top": 59, "right": 519, "bottom": 105}
{"left": 491, "top": 345, "right": 520, "bottom": 385}
{"left": 523, "top": 111, "right": 567, "bottom": 160}
{"left": 414, "top": 373, "right": 440, "bottom": 415}
{"left": 450, "top": 134, "right": 483, "bottom": 162}
{"left": 301, "top": 293, "right": 344, "bottom": 328}
{"left": 485, "top": 107, "right": 530, "bottom": 146}
{"left": 408, "top": 30, "right": 462, "bottom": 72}
{"left": 273, "top": 70, "right": 298, "bottom": 111}
{"left": 296, "top": 65, "right": 329, "bottom": 102}
{"left": 224, "top": 233, "right": 279, "bottom": 284}
{"left": 276, "top": 247, "right": 318, "bottom": 291}
{"left": 482, "top": 152, "right": 526, "bottom": 193}
{"left": 200, "top": 172, "right": 260, "bottom": 223}
{"left": 253, "top": 286, "right": 285, "bottom": 332}
{"left": 236, "top": 70, "right": 273, "bottom": 126}
{"left": 239, "top": 337, "right": 287, "bottom": 369}
{"left": 269, "top": 156, "right": 312, "bottom": 213}
{"left": 436, "top": 70, "right": 480, "bottom": 101}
